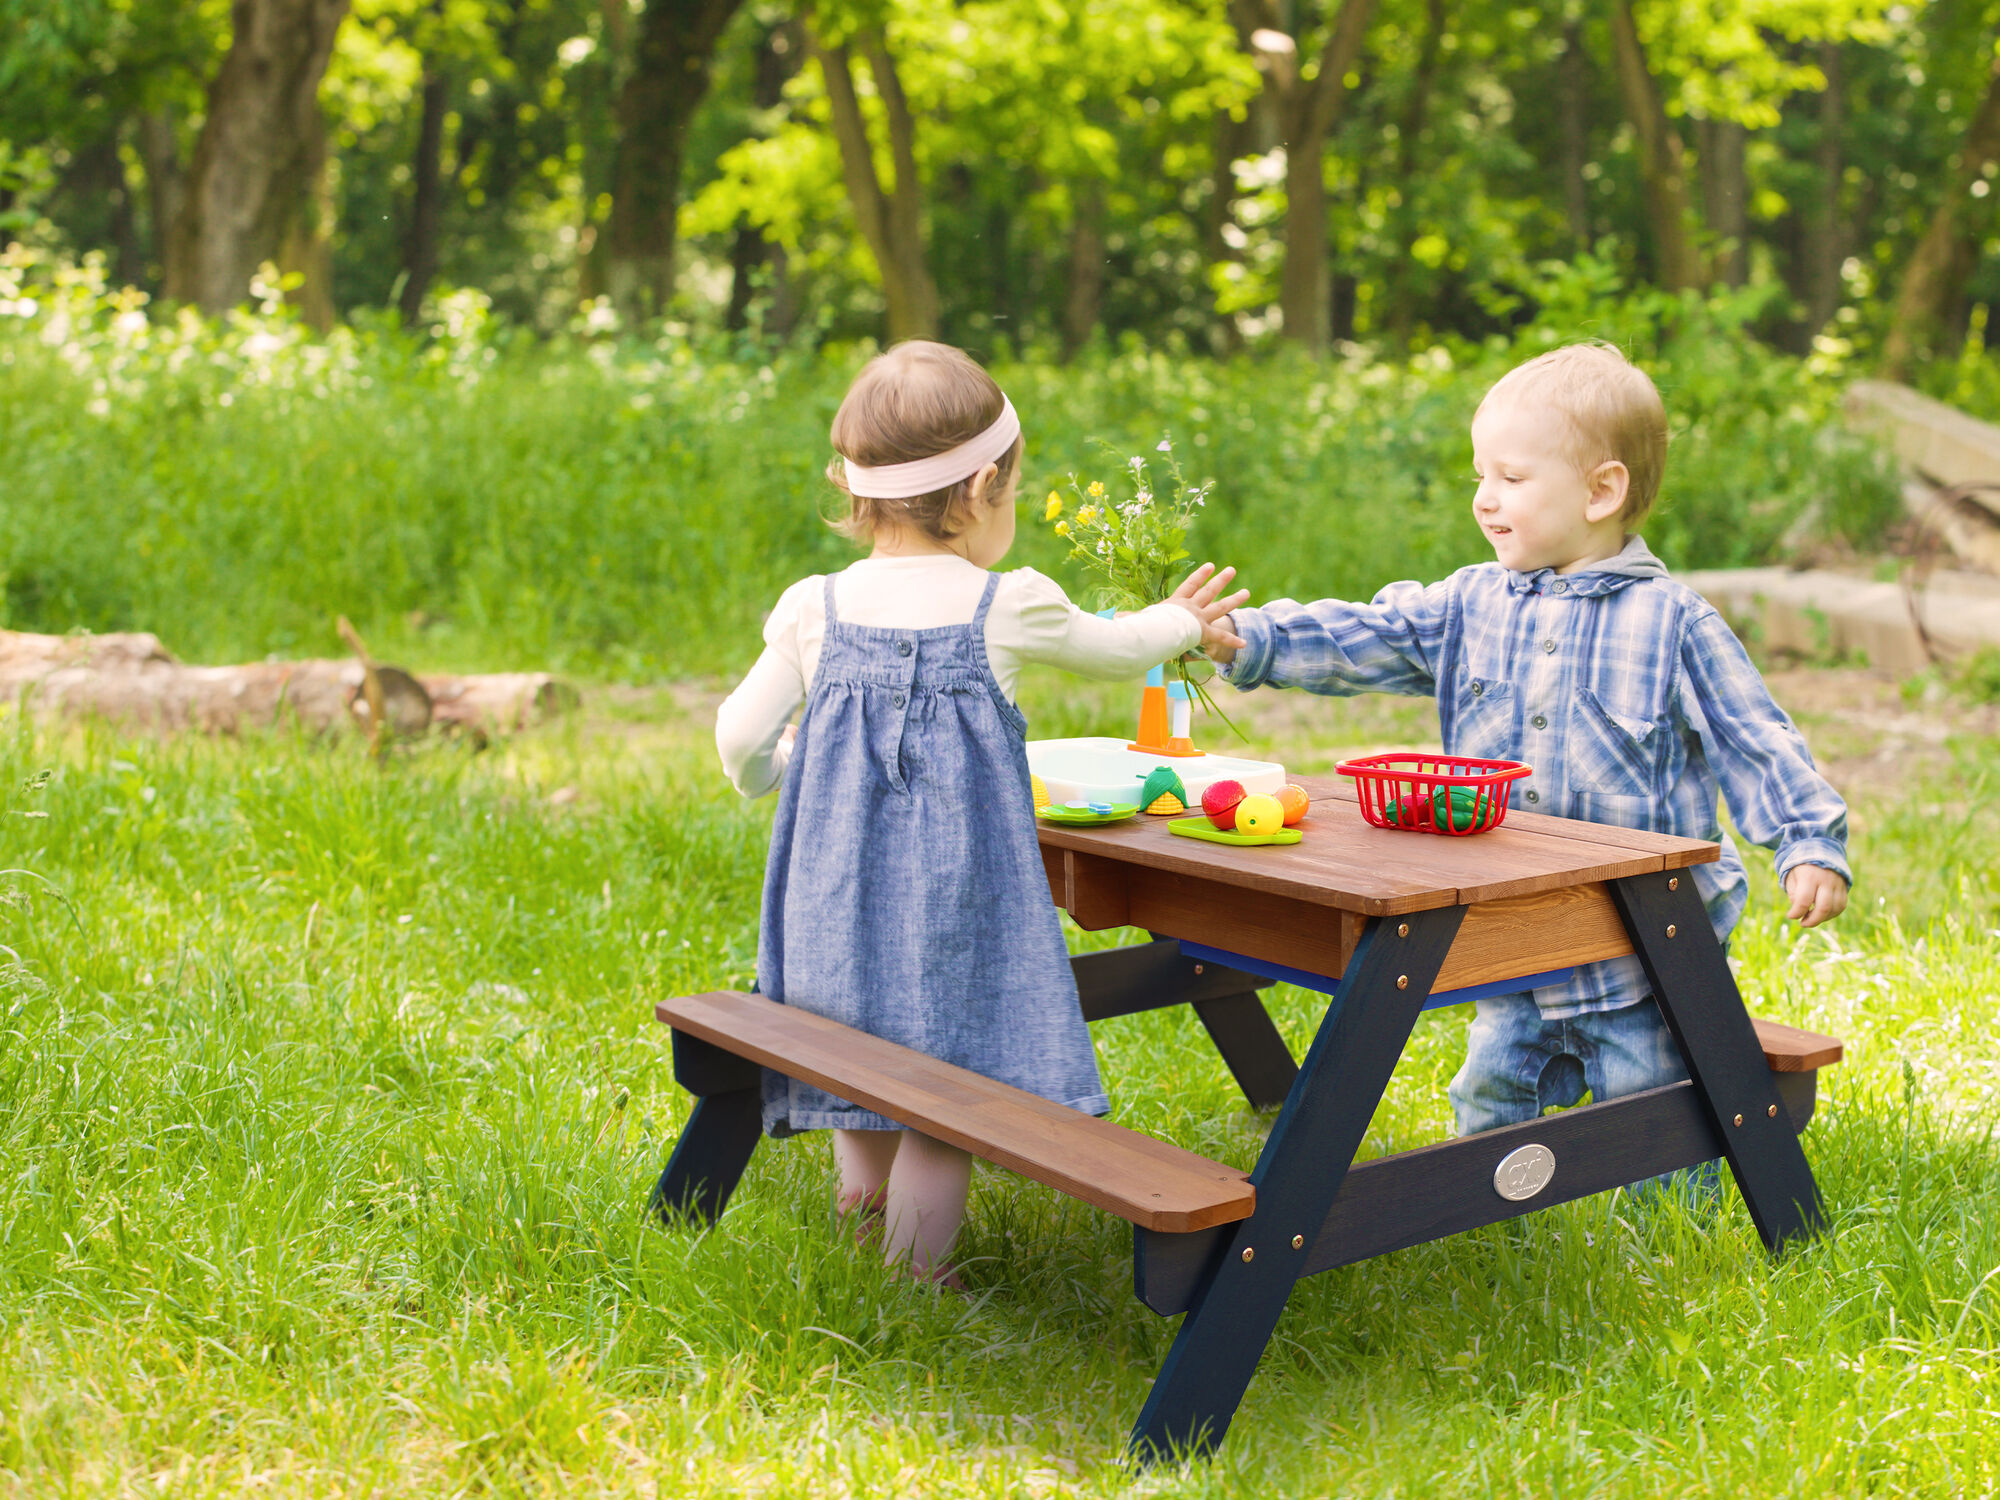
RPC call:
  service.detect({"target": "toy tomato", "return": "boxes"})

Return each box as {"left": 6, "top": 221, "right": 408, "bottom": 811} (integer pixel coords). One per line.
{"left": 1201, "top": 778, "right": 1247, "bottom": 831}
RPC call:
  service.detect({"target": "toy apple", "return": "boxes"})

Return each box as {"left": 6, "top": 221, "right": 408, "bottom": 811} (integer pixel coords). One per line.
{"left": 1201, "top": 778, "right": 1247, "bottom": 830}
{"left": 1275, "top": 783, "right": 1310, "bottom": 826}
{"left": 1234, "top": 793, "right": 1285, "bottom": 836}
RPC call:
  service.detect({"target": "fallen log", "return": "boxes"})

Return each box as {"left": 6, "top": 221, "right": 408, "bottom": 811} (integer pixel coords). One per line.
{"left": 0, "top": 630, "right": 578, "bottom": 737}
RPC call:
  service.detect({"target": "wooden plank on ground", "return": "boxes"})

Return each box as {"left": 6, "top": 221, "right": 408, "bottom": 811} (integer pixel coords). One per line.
{"left": 658, "top": 991, "right": 1256, "bottom": 1232}
{"left": 1847, "top": 378, "right": 2000, "bottom": 516}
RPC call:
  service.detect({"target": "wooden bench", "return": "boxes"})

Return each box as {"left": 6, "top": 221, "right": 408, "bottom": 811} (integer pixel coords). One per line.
{"left": 651, "top": 982, "right": 1841, "bottom": 1242}
{"left": 654, "top": 989, "right": 1254, "bottom": 1232}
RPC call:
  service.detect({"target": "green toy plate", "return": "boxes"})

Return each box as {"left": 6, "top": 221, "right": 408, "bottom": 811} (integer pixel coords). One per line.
{"left": 1038, "top": 802, "right": 1140, "bottom": 826}
{"left": 1166, "top": 815, "right": 1303, "bottom": 847}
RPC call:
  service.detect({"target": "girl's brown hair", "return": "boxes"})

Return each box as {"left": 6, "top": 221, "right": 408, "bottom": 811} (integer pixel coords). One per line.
{"left": 826, "top": 341, "right": 1023, "bottom": 544}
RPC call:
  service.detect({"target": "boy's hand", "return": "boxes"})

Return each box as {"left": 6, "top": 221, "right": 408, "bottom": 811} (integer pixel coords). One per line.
{"left": 1169, "top": 563, "right": 1249, "bottom": 660}
{"left": 1783, "top": 865, "right": 1848, "bottom": 928}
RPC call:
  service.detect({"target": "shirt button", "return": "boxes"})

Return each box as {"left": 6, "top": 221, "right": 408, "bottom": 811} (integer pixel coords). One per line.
{"left": 1526, "top": 789, "right": 1540, "bottom": 803}
{"left": 1532, "top": 714, "right": 1548, "bottom": 729}
{"left": 892, "top": 692, "right": 906, "bottom": 708}
{"left": 1553, "top": 580, "right": 1569, "bottom": 594}
{"left": 897, "top": 640, "right": 913, "bottom": 657}
{"left": 1470, "top": 680, "right": 1484, "bottom": 696}
{"left": 1542, "top": 639, "right": 1557, "bottom": 653}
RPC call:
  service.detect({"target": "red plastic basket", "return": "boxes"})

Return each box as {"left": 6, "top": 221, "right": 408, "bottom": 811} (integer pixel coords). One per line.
{"left": 1334, "top": 753, "right": 1533, "bottom": 836}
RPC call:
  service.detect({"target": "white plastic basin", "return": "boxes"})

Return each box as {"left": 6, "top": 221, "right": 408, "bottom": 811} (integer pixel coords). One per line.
{"left": 1026, "top": 737, "right": 1287, "bottom": 809}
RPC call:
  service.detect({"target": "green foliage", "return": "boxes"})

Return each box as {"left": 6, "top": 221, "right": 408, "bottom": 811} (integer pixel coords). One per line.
{"left": 0, "top": 247, "right": 1899, "bottom": 675}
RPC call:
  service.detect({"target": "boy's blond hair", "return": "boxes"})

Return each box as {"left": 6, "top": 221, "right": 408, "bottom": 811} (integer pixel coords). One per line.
{"left": 825, "top": 341, "right": 1023, "bottom": 545}
{"left": 1477, "top": 343, "right": 1668, "bottom": 525}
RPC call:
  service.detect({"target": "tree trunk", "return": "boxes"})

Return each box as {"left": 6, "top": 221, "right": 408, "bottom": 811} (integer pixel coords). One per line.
{"left": 1063, "top": 183, "right": 1107, "bottom": 359}
{"left": 1608, "top": 0, "right": 1703, "bottom": 291}
{"left": 165, "top": 0, "right": 352, "bottom": 315}
{"left": 0, "top": 629, "right": 575, "bottom": 738}
{"left": 1558, "top": 18, "right": 1592, "bottom": 247}
{"left": 1885, "top": 52, "right": 2000, "bottom": 378}
{"left": 807, "top": 19, "right": 940, "bottom": 341}
{"left": 1700, "top": 117, "right": 1747, "bottom": 288}
{"left": 276, "top": 99, "right": 336, "bottom": 330}
{"left": 602, "top": 0, "right": 744, "bottom": 324}
{"left": 399, "top": 64, "right": 449, "bottom": 326}
{"left": 1201, "top": 106, "right": 1253, "bottom": 354}
{"left": 1274, "top": 0, "right": 1377, "bottom": 353}
{"left": 1386, "top": 0, "right": 1446, "bottom": 338}
{"left": 63, "top": 132, "right": 144, "bottom": 286}
{"left": 137, "top": 108, "right": 184, "bottom": 287}
{"left": 725, "top": 19, "right": 798, "bottom": 332}
{"left": 1802, "top": 40, "right": 1845, "bottom": 337}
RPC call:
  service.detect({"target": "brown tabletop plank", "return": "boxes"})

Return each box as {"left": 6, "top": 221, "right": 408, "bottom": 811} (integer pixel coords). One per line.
{"left": 1305, "top": 777, "right": 1719, "bottom": 869}
{"left": 660, "top": 991, "right": 1256, "bottom": 1232}
{"left": 1039, "top": 776, "right": 1705, "bottom": 915}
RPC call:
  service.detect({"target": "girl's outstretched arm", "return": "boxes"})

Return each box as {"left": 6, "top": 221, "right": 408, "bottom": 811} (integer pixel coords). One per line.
{"left": 715, "top": 582, "right": 812, "bottom": 796}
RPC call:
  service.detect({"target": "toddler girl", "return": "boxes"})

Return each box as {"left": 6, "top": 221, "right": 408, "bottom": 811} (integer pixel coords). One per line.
{"left": 715, "top": 341, "right": 1245, "bottom": 1286}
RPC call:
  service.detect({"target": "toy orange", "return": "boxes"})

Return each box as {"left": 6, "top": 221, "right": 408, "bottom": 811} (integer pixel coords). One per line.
{"left": 1275, "top": 783, "right": 1309, "bottom": 826}
{"left": 1234, "top": 793, "right": 1285, "bottom": 836}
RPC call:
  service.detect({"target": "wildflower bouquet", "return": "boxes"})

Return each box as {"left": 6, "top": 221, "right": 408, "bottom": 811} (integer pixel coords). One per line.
{"left": 1042, "top": 436, "right": 1241, "bottom": 736}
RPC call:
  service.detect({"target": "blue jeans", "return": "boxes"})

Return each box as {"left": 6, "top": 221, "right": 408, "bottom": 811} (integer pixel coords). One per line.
{"left": 1447, "top": 992, "right": 1717, "bottom": 1198}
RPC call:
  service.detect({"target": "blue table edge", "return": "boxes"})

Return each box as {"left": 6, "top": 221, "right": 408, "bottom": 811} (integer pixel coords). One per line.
{"left": 1176, "top": 940, "right": 1576, "bottom": 1010}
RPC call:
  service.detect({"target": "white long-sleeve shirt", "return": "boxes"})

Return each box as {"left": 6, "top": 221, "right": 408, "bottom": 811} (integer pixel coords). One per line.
{"left": 716, "top": 554, "right": 1202, "bottom": 796}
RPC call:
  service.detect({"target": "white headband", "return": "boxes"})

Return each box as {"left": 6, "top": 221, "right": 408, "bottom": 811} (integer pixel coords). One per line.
{"left": 843, "top": 396, "right": 1020, "bottom": 499}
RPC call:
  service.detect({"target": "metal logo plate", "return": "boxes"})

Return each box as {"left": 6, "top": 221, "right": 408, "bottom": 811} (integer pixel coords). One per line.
{"left": 1493, "top": 1143, "right": 1557, "bottom": 1202}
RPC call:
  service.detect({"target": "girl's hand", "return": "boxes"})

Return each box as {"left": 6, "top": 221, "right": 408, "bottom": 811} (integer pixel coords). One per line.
{"left": 1169, "top": 563, "right": 1249, "bottom": 659}
{"left": 1783, "top": 865, "right": 1848, "bottom": 929}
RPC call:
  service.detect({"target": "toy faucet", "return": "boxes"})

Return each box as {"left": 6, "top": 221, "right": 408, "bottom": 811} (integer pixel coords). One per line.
{"left": 1129, "top": 664, "right": 1203, "bottom": 758}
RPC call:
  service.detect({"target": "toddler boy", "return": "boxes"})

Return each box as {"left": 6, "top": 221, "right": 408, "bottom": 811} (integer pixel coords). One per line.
{"left": 1209, "top": 343, "right": 1850, "bottom": 1138}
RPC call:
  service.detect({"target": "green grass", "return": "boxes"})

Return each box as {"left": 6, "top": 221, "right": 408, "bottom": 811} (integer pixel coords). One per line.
{"left": 2, "top": 677, "right": 1998, "bottom": 1496}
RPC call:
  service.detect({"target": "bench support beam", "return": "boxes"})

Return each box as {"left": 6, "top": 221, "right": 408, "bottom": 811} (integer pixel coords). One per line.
{"left": 1072, "top": 940, "right": 1296, "bottom": 1111}
{"left": 1128, "top": 904, "right": 1466, "bottom": 1464}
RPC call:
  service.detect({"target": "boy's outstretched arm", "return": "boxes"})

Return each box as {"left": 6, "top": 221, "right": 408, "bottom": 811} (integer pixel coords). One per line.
{"left": 1213, "top": 578, "right": 1453, "bottom": 698}
{"left": 1679, "top": 609, "right": 1851, "bottom": 928}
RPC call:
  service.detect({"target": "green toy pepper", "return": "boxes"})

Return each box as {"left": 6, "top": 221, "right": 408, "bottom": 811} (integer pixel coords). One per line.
{"left": 1383, "top": 785, "right": 1491, "bottom": 832}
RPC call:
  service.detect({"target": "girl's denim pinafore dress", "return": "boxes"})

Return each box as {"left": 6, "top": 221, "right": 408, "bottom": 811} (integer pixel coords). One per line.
{"left": 757, "top": 570, "right": 1109, "bottom": 1135}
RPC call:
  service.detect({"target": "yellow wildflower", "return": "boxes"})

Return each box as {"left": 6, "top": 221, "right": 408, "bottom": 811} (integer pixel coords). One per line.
{"left": 1044, "top": 492, "right": 1063, "bottom": 520}
{"left": 1076, "top": 506, "right": 1098, "bottom": 525}
{"left": 1087, "top": 481, "right": 1106, "bottom": 498}
{"left": 1054, "top": 520, "right": 1070, "bottom": 536}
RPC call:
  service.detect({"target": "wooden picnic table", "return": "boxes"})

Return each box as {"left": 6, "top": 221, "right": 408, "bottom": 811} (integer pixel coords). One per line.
{"left": 652, "top": 770, "right": 1835, "bottom": 1464}
{"left": 1036, "top": 772, "right": 1829, "bottom": 1459}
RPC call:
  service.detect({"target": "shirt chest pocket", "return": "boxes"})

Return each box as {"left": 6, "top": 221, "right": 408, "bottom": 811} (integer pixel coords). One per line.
{"left": 1569, "top": 686, "right": 1667, "bottom": 797}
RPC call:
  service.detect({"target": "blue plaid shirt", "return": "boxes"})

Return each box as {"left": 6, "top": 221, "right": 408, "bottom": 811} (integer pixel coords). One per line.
{"left": 1222, "top": 537, "right": 1850, "bottom": 1019}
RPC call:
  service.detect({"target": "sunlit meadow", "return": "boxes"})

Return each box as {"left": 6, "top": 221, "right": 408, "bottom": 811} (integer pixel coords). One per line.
{"left": 1, "top": 665, "right": 1997, "bottom": 1496}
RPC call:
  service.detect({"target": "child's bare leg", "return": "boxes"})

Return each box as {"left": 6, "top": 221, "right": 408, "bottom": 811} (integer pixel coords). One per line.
{"left": 831, "top": 1128, "right": 898, "bottom": 1217}
{"left": 883, "top": 1130, "right": 972, "bottom": 1284}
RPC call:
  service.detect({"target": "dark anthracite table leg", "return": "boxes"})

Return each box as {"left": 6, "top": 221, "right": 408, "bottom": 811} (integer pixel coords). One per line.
{"left": 1609, "top": 871, "right": 1825, "bottom": 1249}
{"left": 1128, "top": 905, "right": 1466, "bottom": 1464}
